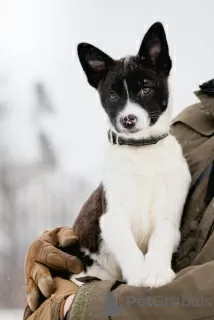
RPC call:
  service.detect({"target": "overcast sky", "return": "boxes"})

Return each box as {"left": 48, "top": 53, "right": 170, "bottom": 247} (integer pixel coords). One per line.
{"left": 0, "top": 0, "right": 213, "bottom": 184}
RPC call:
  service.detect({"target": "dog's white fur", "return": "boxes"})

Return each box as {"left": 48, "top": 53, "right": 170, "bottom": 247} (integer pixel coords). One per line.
{"left": 71, "top": 97, "right": 191, "bottom": 288}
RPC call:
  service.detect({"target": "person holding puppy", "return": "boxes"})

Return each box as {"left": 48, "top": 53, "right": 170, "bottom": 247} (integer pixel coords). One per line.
{"left": 24, "top": 80, "right": 214, "bottom": 320}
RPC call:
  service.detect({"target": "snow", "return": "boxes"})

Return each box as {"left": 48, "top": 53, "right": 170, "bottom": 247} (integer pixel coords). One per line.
{"left": 0, "top": 309, "right": 23, "bottom": 320}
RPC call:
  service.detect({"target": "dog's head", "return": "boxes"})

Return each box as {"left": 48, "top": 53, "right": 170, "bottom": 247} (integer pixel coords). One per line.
{"left": 77, "top": 22, "right": 172, "bottom": 138}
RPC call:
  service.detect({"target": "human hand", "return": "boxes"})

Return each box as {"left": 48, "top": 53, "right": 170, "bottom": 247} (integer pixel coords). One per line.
{"left": 24, "top": 228, "right": 83, "bottom": 311}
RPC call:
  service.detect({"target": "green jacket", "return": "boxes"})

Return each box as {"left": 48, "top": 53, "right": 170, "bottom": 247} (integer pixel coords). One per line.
{"left": 68, "top": 90, "right": 214, "bottom": 320}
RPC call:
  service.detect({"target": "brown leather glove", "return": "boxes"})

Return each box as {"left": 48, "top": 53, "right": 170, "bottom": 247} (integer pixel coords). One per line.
{"left": 24, "top": 228, "right": 83, "bottom": 312}
{"left": 23, "top": 277, "right": 78, "bottom": 320}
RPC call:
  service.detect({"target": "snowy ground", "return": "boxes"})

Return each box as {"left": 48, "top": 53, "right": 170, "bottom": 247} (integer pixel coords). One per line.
{"left": 0, "top": 309, "right": 23, "bottom": 320}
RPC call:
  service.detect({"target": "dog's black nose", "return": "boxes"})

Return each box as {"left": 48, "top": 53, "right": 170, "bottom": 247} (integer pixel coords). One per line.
{"left": 120, "top": 114, "right": 137, "bottom": 129}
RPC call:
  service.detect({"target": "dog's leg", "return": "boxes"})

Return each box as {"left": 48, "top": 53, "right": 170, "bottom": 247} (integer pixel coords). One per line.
{"left": 142, "top": 170, "right": 190, "bottom": 288}
{"left": 142, "top": 219, "right": 180, "bottom": 288}
{"left": 100, "top": 212, "right": 145, "bottom": 286}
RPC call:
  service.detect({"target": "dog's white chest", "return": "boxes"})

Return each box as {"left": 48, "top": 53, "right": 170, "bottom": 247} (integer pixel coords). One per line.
{"left": 102, "top": 136, "right": 186, "bottom": 252}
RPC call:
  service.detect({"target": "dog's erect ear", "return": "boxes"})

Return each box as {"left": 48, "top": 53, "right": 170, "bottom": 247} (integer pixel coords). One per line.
{"left": 138, "top": 22, "right": 172, "bottom": 75}
{"left": 77, "top": 43, "right": 114, "bottom": 89}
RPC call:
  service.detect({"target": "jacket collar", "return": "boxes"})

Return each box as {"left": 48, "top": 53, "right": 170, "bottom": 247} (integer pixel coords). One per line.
{"left": 172, "top": 90, "right": 214, "bottom": 136}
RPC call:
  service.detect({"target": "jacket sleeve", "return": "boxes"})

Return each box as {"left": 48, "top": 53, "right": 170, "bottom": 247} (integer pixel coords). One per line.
{"left": 68, "top": 262, "right": 214, "bottom": 320}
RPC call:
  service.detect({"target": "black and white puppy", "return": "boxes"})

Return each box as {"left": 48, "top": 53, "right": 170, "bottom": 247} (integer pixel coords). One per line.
{"left": 71, "top": 22, "right": 191, "bottom": 288}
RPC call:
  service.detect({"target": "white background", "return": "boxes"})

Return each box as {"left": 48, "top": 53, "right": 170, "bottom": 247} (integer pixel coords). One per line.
{"left": 0, "top": 0, "right": 213, "bottom": 184}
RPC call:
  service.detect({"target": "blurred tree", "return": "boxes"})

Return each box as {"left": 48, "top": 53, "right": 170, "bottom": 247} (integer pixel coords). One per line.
{"left": 0, "top": 81, "right": 94, "bottom": 309}
{"left": 34, "top": 82, "right": 57, "bottom": 168}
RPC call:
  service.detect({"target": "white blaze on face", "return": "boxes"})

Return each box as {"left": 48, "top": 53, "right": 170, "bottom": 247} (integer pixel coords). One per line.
{"left": 118, "top": 102, "right": 150, "bottom": 132}
{"left": 124, "top": 55, "right": 132, "bottom": 69}
{"left": 116, "top": 80, "right": 150, "bottom": 133}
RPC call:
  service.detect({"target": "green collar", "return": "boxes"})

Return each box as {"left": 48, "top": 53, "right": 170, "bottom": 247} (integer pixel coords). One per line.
{"left": 107, "top": 130, "right": 169, "bottom": 146}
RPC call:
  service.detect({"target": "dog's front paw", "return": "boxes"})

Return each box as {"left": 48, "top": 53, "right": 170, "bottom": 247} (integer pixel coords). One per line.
{"left": 126, "top": 274, "right": 145, "bottom": 287}
{"left": 122, "top": 255, "right": 145, "bottom": 287}
{"left": 142, "top": 264, "right": 175, "bottom": 288}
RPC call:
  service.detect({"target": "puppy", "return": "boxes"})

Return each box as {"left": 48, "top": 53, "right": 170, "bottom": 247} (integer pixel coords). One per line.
{"left": 71, "top": 22, "right": 191, "bottom": 288}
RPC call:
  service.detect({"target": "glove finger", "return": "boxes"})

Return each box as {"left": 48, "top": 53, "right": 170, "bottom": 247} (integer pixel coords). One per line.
{"left": 38, "top": 245, "right": 83, "bottom": 274}
{"left": 43, "top": 229, "right": 51, "bottom": 234}
{"left": 23, "top": 304, "right": 33, "bottom": 320}
{"left": 43, "top": 227, "right": 78, "bottom": 247}
{"left": 26, "top": 278, "right": 41, "bottom": 312}
{"left": 30, "top": 262, "right": 55, "bottom": 299}
{"left": 54, "top": 277, "right": 79, "bottom": 295}
{"left": 57, "top": 228, "right": 79, "bottom": 248}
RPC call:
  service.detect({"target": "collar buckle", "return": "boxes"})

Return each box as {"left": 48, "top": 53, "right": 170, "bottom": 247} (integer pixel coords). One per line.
{"left": 108, "top": 130, "right": 114, "bottom": 145}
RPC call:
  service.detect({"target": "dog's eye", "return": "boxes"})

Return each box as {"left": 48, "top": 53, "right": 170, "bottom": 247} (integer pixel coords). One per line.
{"left": 109, "top": 91, "right": 118, "bottom": 101}
{"left": 142, "top": 87, "right": 152, "bottom": 95}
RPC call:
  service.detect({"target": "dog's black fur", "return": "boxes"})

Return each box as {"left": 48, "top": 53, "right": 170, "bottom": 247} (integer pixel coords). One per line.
{"left": 77, "top": 22, "right": 172, "bottom": 131}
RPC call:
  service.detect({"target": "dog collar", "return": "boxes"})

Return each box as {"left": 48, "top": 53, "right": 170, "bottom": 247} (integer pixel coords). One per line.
{"left": 107, "top": 130, "right": 169, "bottom": 146}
